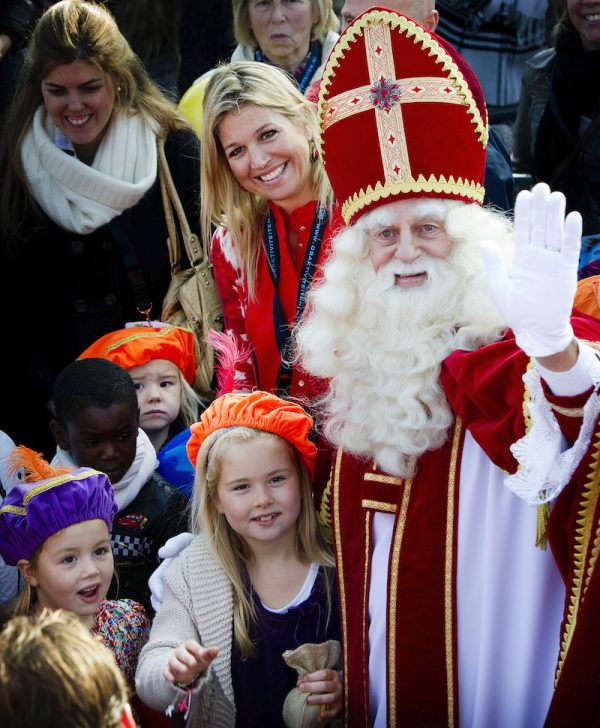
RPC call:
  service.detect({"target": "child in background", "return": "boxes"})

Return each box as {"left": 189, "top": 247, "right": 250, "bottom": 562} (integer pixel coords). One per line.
{"left": 50, "top": 358, "right": 188, "bottom": 615}
{"left": 80, "top": 324, "right": 203, "bottom": 499}
{"left": 135, "top": 390, "right": 342, "bottom": 726}
{"left": 0, "top": 450, "right": 149, "bottom": 686}
{"left": 0, "top": 609, "right": 137, "bottom": 728}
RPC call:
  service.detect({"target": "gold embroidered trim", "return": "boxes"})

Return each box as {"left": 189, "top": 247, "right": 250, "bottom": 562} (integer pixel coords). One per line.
{"left": 341, "top": 174, "right": 485, "bottom": 224}
{"left": 321, "top": 76, "right": 465, "bottom": 133}
{"left": 101, "top": 326, "right": 177, "bottom": 354}
{"left": 318, "top": 10, "right": 487, "bottom": 145}
{"left": 21, "top": 470, "right": 100, "bottom": 505}
{"left": 361, "top": 499, "right": 397, "bottom": 513}
{"left": 0, "top": 504, "right": 26, "bottom": 516}
{"left": 366, "top": 23, "right": 411, "bottom": 181}
{"left": 332, "top": 448, "right": 349, "bottom": 728}
{"left": 363, "top": 472, "right": 404, "bottom": 485}
{"left": 549, "top": 403, "right": 585, "bottom": 418}
{"left": 387, "top": 478, "right": 413, "bottom": 726}
{"left": 445, "top": 420, "right": 462, "bottom": 728}
{"left": 554, "top": 426, "right": 600, "bottom": 686}
{"left": 362, "top": 512, "right": 371, "bottom": 720}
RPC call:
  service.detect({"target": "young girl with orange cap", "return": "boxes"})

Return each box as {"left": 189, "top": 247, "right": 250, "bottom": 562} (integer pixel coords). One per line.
{"left": 135, "top": 389, "right": 342, "bottom": 726}
{"left": 0, "top": 450, "right": 150, "bottom": 687}
{"left": 79, "top": 324, "right": 203, "bottom": 497}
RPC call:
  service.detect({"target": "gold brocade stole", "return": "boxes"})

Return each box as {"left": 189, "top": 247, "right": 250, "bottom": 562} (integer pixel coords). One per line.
{"left": 329, "top": 420, "right": 463, "bottom": 727}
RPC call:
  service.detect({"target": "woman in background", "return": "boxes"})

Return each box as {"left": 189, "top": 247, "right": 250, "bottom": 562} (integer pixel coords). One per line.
{"left": 0, "top": 0, "right": 201, "bottom": 454}
{"left": 178, "top": 0, "right": 339, "bottom": 134}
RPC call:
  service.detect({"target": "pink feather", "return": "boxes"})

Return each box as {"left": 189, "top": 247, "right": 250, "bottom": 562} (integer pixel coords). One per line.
{"left": 206, "top": 329, "right": 252, "bottom": 396}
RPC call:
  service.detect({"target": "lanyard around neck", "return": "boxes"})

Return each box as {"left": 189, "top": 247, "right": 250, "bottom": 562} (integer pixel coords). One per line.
{"left": 263, "top": 204, "right": 328, "bottom": 396}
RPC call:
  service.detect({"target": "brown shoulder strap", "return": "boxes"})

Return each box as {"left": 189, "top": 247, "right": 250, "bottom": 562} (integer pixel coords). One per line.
{"left": 157, "top": 136, "right": 203, "bottom": 271}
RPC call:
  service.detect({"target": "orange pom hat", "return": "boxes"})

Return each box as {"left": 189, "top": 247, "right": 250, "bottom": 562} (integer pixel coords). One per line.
{"left": 318, "top": 7, "right": 488, "bottom": 225}
{"left": 186, "top": 390, "right": 317, "bottom": 478}
{"left": 79, "top": 325, "right": 197, "bottom": 384}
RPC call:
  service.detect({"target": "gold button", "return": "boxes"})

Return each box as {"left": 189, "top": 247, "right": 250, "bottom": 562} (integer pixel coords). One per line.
{"left": 299, "top": 225, "right": 306, "bottom": 231}
{"left": 298, "top": 379, "right": 305, "bottom": 387}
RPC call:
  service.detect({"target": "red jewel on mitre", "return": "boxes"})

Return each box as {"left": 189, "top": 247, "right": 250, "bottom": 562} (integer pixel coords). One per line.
{"left": 318, "top": 7, "right": 488, "bottom": 225}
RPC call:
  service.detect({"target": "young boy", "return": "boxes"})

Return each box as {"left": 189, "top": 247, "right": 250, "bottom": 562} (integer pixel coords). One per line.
{"left": 50, "top": 358, "right": 188, "bottom": 615}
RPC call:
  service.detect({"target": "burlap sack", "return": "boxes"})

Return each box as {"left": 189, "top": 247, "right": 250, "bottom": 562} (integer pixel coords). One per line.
{"left": 282, "top": 640, "right": 341, "bottom": 728}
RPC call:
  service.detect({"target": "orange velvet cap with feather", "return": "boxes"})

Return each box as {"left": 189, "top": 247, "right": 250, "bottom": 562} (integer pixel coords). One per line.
{"left": 186, "top": 391, "right": 317, "bottom": 478}
{"left": 79, "top": 325, "right": 197, "bottom": 384}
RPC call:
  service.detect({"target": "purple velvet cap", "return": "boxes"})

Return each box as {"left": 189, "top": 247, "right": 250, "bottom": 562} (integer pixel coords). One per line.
{"left": 0, "top": 468, "right": 117, "bottom": 565}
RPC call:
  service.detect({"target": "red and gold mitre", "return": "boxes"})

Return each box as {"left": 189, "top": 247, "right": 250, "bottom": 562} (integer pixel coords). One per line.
{"left": 318, "top": 8, "right": 488, "bottom": 225}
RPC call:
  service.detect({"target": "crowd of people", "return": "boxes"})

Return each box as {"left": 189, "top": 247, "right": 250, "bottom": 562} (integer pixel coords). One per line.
{"left": 1, "top": 1, "right": 600, "bottom": 727}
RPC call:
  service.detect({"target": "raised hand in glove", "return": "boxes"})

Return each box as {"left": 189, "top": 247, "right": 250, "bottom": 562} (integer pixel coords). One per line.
{"left": 480, "top": 182, "right": 582, "bottom": 359}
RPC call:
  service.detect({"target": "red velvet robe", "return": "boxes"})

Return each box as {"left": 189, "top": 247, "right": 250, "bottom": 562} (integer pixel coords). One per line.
{"left": 319, "top": 316, "right": 600, "bottom": 727}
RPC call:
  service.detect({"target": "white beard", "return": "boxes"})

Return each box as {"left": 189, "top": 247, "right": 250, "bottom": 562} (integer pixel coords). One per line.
{"left": 296, "top": 201, "right": 509, "bottom": 477}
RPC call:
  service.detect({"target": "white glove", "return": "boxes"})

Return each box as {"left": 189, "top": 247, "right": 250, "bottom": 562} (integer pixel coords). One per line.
{"left": 149, "top": 531, "right": 193, "bottom": 613}
{"left": 480, "top": 182, "right": 582, "bottom": 358}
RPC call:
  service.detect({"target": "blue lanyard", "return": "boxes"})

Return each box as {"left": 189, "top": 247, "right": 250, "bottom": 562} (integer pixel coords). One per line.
{"left": 263, "top": 205, "right": 328, "bottom": 395}
{"left": 255, "top": 41, "right": 322, "bottom": 94}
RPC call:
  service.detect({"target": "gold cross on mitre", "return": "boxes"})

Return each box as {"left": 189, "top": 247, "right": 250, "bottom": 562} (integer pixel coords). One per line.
{"left": 318, "top": 11, "right": 488, "bottom": 223}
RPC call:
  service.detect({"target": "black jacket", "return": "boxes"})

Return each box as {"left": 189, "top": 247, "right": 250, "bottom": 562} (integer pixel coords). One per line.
{"left": 110, "top": 472, "right": 189, "bottom": 616}
{"left": 0, "top": 128, "right": 200, "bottom": 455}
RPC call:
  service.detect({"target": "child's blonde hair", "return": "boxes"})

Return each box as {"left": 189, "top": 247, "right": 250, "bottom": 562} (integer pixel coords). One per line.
{"left": 178, "top": 373, "right": 202, "bottom": 427}
{"left": 190, "top": 427, "right": 333, "bottom": 657}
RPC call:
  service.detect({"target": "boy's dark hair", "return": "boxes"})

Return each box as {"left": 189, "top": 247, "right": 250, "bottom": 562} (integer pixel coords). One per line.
{"left": 52, "top": 359, "right": 138, "bottom": 426}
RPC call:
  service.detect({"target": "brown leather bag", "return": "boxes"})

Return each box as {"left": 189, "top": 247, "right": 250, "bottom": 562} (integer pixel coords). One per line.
{"left": 158, "top": 136, "right": 223, "bottom": 399}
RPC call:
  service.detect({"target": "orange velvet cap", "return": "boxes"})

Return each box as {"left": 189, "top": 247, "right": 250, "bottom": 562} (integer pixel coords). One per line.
{"left": 574, "top": 275, "right": 600, "bottom": 319}
{"left": 186, "top": 390, "right": 317, "bottom": 477}
{"left": 79, "top": 325, "right": 197, "bottom": 384}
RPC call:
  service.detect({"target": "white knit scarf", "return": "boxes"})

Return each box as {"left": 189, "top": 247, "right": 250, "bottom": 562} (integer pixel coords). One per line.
{"left": 21, "top": 106, "right": 159, "bottom": 234}
{"left": 52, "top": 428, "right": 158, "bottom": 512}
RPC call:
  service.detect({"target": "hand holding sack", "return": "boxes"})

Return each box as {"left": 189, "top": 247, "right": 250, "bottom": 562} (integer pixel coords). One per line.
{"left": 282, "top": 640, "right": 342, "bottom": 728}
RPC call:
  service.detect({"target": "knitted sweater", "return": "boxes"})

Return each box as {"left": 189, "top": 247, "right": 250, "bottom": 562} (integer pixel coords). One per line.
{"left": 135, "top": 535, "right": 235, "bottom": 726}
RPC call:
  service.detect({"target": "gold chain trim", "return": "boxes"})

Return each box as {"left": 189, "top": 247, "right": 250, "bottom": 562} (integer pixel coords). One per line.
{"left": 318, "top": 472, "right": 333, "bottom": 535}
{"left": 554, "top": 426, "right": 600, "bottom": 686}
